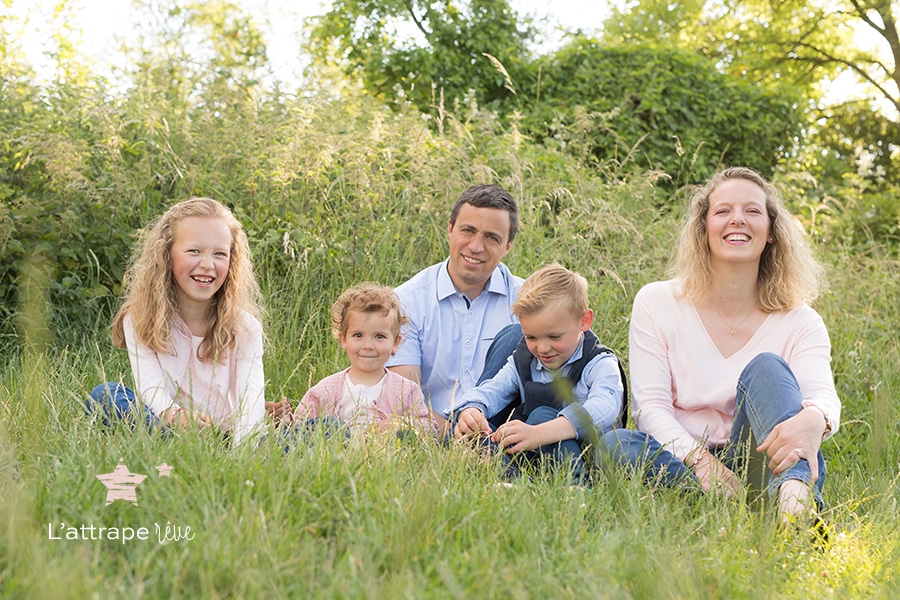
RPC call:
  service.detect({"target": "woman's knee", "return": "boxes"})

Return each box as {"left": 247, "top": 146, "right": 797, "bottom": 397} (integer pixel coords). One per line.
{"left": 740, "top": 352, "right": 789, "bottom": 381}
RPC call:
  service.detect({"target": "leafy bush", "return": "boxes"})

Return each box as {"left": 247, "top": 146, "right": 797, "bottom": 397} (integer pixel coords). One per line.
{"left": 517, "top": 40, "right": 804, "bottom": 187}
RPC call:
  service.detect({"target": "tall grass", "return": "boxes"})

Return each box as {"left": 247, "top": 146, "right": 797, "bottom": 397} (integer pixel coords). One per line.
{"left": 1, "top": 94, "right": 899, "bottom": 598}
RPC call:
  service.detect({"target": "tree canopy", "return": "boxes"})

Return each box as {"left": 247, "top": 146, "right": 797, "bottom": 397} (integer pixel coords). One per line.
{"left": 305, "top": 0, "right": 534, "bottom": 112}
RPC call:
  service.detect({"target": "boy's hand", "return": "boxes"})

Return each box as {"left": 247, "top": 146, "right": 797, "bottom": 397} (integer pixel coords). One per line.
{"left": 265, "top": 398, "right": 294, "bottom": 427}
{"left": 454, "top": 407, "right": 491, "bottom": 437}
{"left": 492, "top": 420, "right": 543, "bottom": 454}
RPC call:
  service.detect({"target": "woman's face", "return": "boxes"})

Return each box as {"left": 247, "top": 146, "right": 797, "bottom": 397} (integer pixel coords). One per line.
{"left": 705, "top": 178, "right": 770, "bottom": 268}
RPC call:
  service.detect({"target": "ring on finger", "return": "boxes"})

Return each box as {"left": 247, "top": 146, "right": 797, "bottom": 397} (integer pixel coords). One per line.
{"left": 791, "top": 447, "right": 805, "bottom": 460}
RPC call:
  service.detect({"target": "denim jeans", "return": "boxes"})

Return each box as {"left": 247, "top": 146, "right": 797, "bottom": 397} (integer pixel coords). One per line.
{"left": 85, "top": 382, "right": 160, "bottom": 430}
{"left": 477, "top": 322, "right": 523, "bottom": 385}
{"left": 282, "top": 416, "right": 351, "bottom": 452}
{"left": 485, "top": 405, "right": 588, "bottom": 484}
{"left": 600, "top": 353, "right": 826, "bottom": 505}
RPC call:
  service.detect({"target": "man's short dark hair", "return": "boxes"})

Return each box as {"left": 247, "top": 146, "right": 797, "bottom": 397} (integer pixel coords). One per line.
{"left": 449, "top": 184, "right": 519, "bottom": 243}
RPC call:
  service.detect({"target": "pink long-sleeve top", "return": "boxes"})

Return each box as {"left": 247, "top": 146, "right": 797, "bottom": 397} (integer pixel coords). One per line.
{"left": 294, "top": 368, "right": 438, "bottom": 435}
{"left": 629, "top": 280, "right": 841, "bottom": 461}
{"left": 123, "top": 312, "right": 266, "bottom": 444}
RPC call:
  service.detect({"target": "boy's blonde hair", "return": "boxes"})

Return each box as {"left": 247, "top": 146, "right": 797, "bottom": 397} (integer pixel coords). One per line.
{"left": 111, "top": 197, "right": 262, "bottom": 361}
{"left": 675, "top": 167, "right": 825, "bottom": 311}
{"left": 331, "top": 283, "right": 409, "bottom": 339}
{"left": 512, "top": 264, "right": 589, "bottom": 320}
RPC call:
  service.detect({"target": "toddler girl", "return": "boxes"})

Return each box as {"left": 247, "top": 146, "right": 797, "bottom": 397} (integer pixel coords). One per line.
{"left": 278, "top": 283, "right": 435, "bottom": 436}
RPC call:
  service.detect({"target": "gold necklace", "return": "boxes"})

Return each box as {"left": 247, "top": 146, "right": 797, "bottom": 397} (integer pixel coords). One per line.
{"left": 709, "top": 300, "right": 755, "bottom": 336}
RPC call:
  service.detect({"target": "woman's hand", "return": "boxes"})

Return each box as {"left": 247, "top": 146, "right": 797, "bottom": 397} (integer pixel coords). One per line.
{"left": 757, "top": 407, "right": 825, "bottom": 481}
{"left": 691, "top": 450, "right": 741, "bottom": 496}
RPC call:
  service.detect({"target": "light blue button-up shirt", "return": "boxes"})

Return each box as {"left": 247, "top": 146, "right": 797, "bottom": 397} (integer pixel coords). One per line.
{"left": 445, "top": 336, "right": 625, "bottom": 439}
{"left": 387, "top": 260, "right": 523, "bottom": 415}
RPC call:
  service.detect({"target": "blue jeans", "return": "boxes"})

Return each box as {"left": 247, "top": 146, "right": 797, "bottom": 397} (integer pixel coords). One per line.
{"left": 282, "top": 416, "right": 351, "bottom": 452}
{"left": 485, "top": 405, "right": 588, "bottom": 484}
{"left": 85, "top": 382, "right": 160, "bottom": 430}
{"left": 600, "top": 353, "right": 826, "bottom": 505}
{"left": 478, "top": 322, "right": 523, "bottom": 384}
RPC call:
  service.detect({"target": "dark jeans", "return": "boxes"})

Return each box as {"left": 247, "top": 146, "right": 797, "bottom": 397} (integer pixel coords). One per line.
{"left": 477, "top": 322, "right": 523, "bottom": 384}
{"left": 600, "top": 353, "right": 826, "bottom": 505}
{"left": 483, "top": 405, "right": 589, "bottom": 485}
{"left": 85, "top": 382, "right": 160, "bottom": 430}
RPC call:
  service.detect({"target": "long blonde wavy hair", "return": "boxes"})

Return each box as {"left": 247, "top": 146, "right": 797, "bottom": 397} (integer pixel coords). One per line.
{"left": 674, "top": 167, "right": 825, "bottom": 311}
{"left": 111, "top": 197, "right": 263, "bottom": 361}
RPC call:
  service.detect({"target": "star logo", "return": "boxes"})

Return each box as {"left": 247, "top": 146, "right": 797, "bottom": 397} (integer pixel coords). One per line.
{"left": 155, "top": 463, "right": 174, "bottom": 477}
{"left": 96, "top": 458, "right": 147, "bottom": 506}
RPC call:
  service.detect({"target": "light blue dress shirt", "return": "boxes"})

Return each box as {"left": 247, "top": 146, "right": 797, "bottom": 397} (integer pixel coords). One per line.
{"left": 387, "top": 260, "right": 523, "bottom": 415}
{"left": 445, "top": 335, "right": 625, "bottom": 440}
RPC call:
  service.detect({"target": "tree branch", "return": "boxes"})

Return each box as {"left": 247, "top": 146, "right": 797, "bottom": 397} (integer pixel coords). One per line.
{"left": 793, "top": 41, "right": 900, "bottom": 115}
{"left": 849, "top": 0, "right": 886, "bottom": 36}
{"left": 403, "top": 0, "right": 431, "bottom": 39}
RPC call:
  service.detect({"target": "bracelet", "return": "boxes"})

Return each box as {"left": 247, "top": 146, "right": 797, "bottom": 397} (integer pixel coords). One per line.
{"left": 687, "top": 446, "right": 707, "bottom": 468}
{"left": 802, "top": 402, "right": 833, "bottom": 440}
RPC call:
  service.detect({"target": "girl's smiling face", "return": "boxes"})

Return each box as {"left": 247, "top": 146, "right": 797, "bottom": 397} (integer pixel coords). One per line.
{"left": 339, "top": 309, "right": 401, "bottom": 380}
{"left": 170, "top": 216, "right": 232, "bottom": 310}
{"left": 705, "top": 178, "right": 771, "bottom": 268}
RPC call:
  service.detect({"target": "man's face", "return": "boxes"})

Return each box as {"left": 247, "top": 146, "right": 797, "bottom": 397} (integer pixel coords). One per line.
{"left": 446, "top": 203, "right": 513, "bottom": 298}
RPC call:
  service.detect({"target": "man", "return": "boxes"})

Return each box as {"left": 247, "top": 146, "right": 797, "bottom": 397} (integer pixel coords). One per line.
{"left": 387, "top": 184, "right": 523, "bottom": 430}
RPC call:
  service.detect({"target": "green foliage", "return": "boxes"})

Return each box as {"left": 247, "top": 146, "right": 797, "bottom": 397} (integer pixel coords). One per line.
{"left": 1, "top": 4, "right": 899, "bottom": 593}
{"left": 601, "top": 0, "right": 900, "bottom": 246}
{"left": 520, "top": 40, "right": 803, "bottom": 186}
{"left": 305, "top": 0, "right": 534, "bottom": 113}
{"left": 0, "top": 0, "right": 279, "bottom": 339}
{"left": 602, "top": 0, "right": 850, "bottom": 99}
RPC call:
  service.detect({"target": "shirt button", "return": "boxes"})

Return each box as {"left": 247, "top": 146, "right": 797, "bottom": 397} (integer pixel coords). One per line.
{"left": 466, "top": 339, "right": 471, "bottom": 345}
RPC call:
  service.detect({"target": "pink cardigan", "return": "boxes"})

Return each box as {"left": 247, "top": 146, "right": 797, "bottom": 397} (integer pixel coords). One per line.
{"left": 294, "top": 369, "right": 437, "bottom": 434}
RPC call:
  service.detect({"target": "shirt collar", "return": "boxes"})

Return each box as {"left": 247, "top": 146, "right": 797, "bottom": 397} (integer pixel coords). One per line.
{"left": 436, "top": 259, "right": 510, "bottom": 301}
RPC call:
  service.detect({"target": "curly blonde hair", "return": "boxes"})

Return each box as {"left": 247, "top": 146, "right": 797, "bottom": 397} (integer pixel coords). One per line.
{"left": 330, "top": 283, "right": 408, "bottom": 340}
{"left": 674, "top": 167, "right": 825, "bottom": 311}
{"left": 111, "top": 197, "right": 262, "bottom": 361}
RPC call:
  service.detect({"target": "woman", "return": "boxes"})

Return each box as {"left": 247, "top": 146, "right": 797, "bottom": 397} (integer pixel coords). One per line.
{"left": 603, "top": 167, "right": 840, "bottom": 522}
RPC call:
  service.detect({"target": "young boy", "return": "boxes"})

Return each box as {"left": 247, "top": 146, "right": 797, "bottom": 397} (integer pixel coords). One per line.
{"left": 448, "top": 264, "right": 626, "bottom": 482}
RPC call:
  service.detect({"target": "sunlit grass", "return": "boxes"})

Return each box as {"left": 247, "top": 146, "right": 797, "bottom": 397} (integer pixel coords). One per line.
{"left": 1, "top": 95, "right": 898, "bottom": 598}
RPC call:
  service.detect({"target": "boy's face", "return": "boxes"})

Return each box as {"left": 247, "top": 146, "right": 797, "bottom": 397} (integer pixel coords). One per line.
{"left": 339, "top": 309, "right": 401, "bottom": 377}
{"left": 519, "top": 304, "right": 594, "bottom": 372}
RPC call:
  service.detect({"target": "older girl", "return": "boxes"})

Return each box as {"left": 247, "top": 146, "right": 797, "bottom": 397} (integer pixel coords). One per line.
{"left": 87, "top": 197, "right": 266, "bottom": 445}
